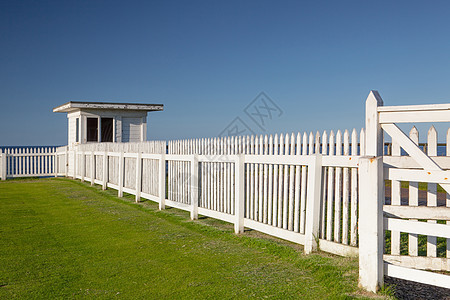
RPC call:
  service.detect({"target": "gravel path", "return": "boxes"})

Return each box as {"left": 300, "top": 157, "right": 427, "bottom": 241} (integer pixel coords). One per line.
{"left": 385, "top": 276, "right": 450, "bottom": 300}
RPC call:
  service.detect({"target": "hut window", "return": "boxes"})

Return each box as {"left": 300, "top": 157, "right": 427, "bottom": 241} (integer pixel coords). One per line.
{"left": 87, "top": 118, "right": 98, "bottom": 142}
{"left": 75, "top": 118, "right": 79, "bottom": 142}
{"left": 101, "top": 118, "right": 113, "bottom": 142}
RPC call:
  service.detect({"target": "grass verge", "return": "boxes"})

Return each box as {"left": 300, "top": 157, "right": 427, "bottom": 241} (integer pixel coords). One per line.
{"left": 0, "top": 178, "right": 373, "bottom": 299}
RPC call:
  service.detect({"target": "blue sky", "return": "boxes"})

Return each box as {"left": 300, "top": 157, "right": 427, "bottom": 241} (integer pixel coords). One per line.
{"left": 1, "top": 0, "right": 449, "bottom": 145}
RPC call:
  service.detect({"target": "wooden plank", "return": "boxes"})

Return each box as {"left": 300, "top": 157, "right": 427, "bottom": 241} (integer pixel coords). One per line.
{"left": 427, "top": 126, "right": 438, "bottom": 257}
{"left": 384, "top": 263, "right": 450, "bottom": 289}
{"left": 384, "top": 218, "right": 450, "bottom": 239}
{"left": 334, "top": 130, "right": 342, "bottom": 243}
{"left": 293, "top": 132, "right": 301, "bottom": 233}
{"left": 379, "top": 110, "right": 450, "bottom": 123}
{"left": 384, "top": 255, "right": 450, "bottom": 272}
{"left": 244, "top": 218, "right": 305, "bottom": 245}
{"left": 409, "top": 127, "right": 419, "bottom": 256}
{"left": 326, "top": 130, "right": 335, "bottom": 241}
{"left": 378, "top": 103, "right": 450, "bottom": 112}
{"left": 390, "top": 139, "right": 401, "bottom": 255}
{"left": 385, "top": 168, "right": 450, "bottom": 184}
{"left": 342, "top": 130, "right": 350, "bottom": 245}
{"left": 319, "top": 239, "right": 359, "bottom": 257}
{"left": 383, "top": 205, "right": 450, "bottom": 220}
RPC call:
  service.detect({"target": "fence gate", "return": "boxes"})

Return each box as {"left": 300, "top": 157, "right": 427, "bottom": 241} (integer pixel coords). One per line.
{"left": 359, "top": 91, "right": 450, "bottom": 292}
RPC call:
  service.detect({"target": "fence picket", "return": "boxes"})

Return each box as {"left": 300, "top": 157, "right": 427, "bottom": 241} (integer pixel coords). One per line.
{"left": 409, "top": 126, "right": 419, "bottom": 256}
{"left": 427, "top": 126, "right": 437, "bottom": 257}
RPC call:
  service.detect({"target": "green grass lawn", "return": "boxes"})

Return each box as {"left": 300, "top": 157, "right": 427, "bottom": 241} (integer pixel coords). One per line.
{"left": 0, "top": 178, "right": 370, "bottom": 299}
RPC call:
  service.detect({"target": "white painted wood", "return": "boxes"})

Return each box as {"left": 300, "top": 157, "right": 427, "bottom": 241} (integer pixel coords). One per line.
{"left": 191, "top": 154, "right": 199, "bottom": 220}
{"left": 319, "top": 239, "right": 359, "bottom": 257}
{"left": 384, "top": 255, "right": 450, "bottom": 272}
{"left": 334, "top": 130, "right": 342, "bottom": 243}
{"left": 294, "top": 132, "right": 301, "bottom": 233}
{"left": 198, "top": 207, "right": 234, "bottom": 224}
{"left": 427, "top": 126, "right": 438, "bottom": 257}
{"left": 288, "top": 133, "right": 295, "bottom": 230}
{"left": 384, "top": 263, "right": 450, "bottom": 289}
{"left": 358, "top": 156, "right": 384, "bottom": 293}
{"left": 272, "top": 134, "right": 279, "bottom": 226}
{"left": 326, "top": 130, "right": 335, "bottom": 241}
{"left": 385, "top": 168, "right": 450, "bottom": 184}
{"left": 282, "top": 133, "right": 289, "bottom": 229}
{"left": 447, "top": 128, "right": 450, "bottom": 258}
{"left": 300, "top": 133, "right": 308, "bottom": 234}
{"left": 235, "top": 154, "right": 245, "bottom": 233}
{"left": 268, "top": 134, "right": 274, "bottom": 225}
{"left": 244, "top": 218, "right": 305, "bottom": 245}
{"left": 342, "top": 130, "right": 350, "bottom": 245}
{"left": 365, "top": 91, "right": 384, "bottom": 157}
{"left": 135, "top": 152, "right": 142, "bottom": 202}
{"left": 409, "top": 127, "right": 419, "bottom": 257}
{"left": 384, "top": 205, "right": 450, "bottom": 221}
{"left": 379, "top": 110, "right": 450, "bottom": 124}
{"left": 304, "top": 154, "right": 322, "bottom": 254}
{"left": 264, "top": 134, "right": 269, "bottom": 224}
{"left": 378, "top": 103, "right": 450, "bottom": 112}
{"left": 159, "top": 154, "right": 165, "bottom": 210}
{"left": 102, "top": 151, "right": 108, "bottom": 190}
{"left": 1, "top": 151, "right": 6, "bottom": 180}
{"left": 118, "top": 151, "right": 124, "bottom": 197}
{"left": 390, "top": 139, "right": 401, "bottom": 255}
{"left": 385, "top": 218, "right": 450, "bottom": 239}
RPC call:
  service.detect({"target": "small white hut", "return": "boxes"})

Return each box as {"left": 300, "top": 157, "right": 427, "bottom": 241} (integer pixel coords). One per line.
{"left": 53, "top": 101, "right": 163, "bottom": 147}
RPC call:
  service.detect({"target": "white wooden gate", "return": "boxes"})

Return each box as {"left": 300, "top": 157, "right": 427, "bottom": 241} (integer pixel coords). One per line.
{"left": 359, "top": 91, "right": 450, "bottom": 292}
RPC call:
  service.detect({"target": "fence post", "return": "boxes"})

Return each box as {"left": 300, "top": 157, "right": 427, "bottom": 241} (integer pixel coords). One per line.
{"left": 1, "top": 150, "right": 6, "bottom": 180}
{"left": 73, "top": 148, "right": 77, "bottom": 179}
{"left": 304, "top": 154, "right": 322, "bottom": 254}
{"left": 358, "top": 156, "right": 384, "bottom": 292}
{"left": 365, "top": 90, "right": 384, "bottom": 156}
{"left": 234, "top": 153, "right": 245, "bottom": 234}
{"left": 65, "top": 146, "right": 68, "bottom": 177}
{"left": 102, "top": 151, "right": 108, "bottom": 190}
{"left": 54, "top": 151, "right": 57, "bottom": 177}
{"left": 159, "top": 153, "right": 166, "bottom": 210}
{"left": 135, "top": 152, "right": 142, "bottom": 202}
{"left": 190, "top": 154, "right": 199, "bottom": 220}
{"left": 81, "top": 151, "right": 85, "bottom": 182}
{"left": 90, "top": 151, "right": 95, "bottom": 185}
{"left": 118, "top": 151, "right": 124, "bottom": 197}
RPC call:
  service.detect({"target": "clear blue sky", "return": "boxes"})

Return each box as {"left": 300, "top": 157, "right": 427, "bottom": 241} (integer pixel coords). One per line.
{"left": 1, "top": 0, "right": 449, "bottom": 146}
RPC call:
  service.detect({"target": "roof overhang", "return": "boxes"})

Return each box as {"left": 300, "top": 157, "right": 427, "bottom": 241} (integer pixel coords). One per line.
{"left": 53, "top": 101, "right": 164, "bottom": 113}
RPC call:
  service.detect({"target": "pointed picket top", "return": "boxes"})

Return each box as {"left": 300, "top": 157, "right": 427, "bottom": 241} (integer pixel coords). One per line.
{"left": 409, "top": 126, "right": 419, "bottom": 145}
{"left": 289, "top": 133, "right": 295, "bottom": 156}
{"left": 274, "top": 133, "right": 279, "bottom": 155}
{"left": 269, "top": 134, "right": 274, "bottom": 155}
{"left": 279, "top": 133, "right": 285, "bottom": 155}
{"left": 329, "top": 130, "right": 335, "bottom": 156}
{"left": 296, "top": 132, "right": 301, "bottom": 155}
{"left": 315, "top": 131, "right": 321, "bottom": 154}
{"left": 254, "top": 135, "right": 259, "bottom": 155}
{"left": 336, "top": 130, "right": 342, "bottom": 155}
{"left": 265, "top": 135, "right": 269, "bottom": 155}
{"left": 245, "top": 135, "right": 250, "bottom": 154}
{"left": 308, "top": 132, "right": 314, "bottom": 155}
{"left": 322, "top": 131, "right": 328, "bottom": 155}
{"left": 250, "top": 135, "right": 255, "bottom": 154}
{"left": 427, "top": 126, "right": 437, "bottom": 156}
{"left": 366, "top": 90, "right": 384, "bottom": 107}
{"left": 283, "top": 133, "right": 289, "bottom": 155}
{"left": 343, "top": 129, "right": 350, "bottom": 156}
{"left": 360, "top": 128, "right": 365, "bottom": 156}
{"left": 302, "top": 132, "right": 307, "bottom": 155}
{"left": 260, "top": 134, "right": 264, "bottom": 154}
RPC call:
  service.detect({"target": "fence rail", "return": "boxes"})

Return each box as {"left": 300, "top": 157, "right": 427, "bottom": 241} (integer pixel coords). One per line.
{"left": 0, "top": 147, "right": 58, "bottom": 179}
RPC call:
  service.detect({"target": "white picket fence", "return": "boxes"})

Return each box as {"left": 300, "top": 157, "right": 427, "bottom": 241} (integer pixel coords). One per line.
{"left": 2, "top": 91, "right": 450, "bottom": 292}
{"left": 0, "top": 147, "right": 57, "bottom": 179}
